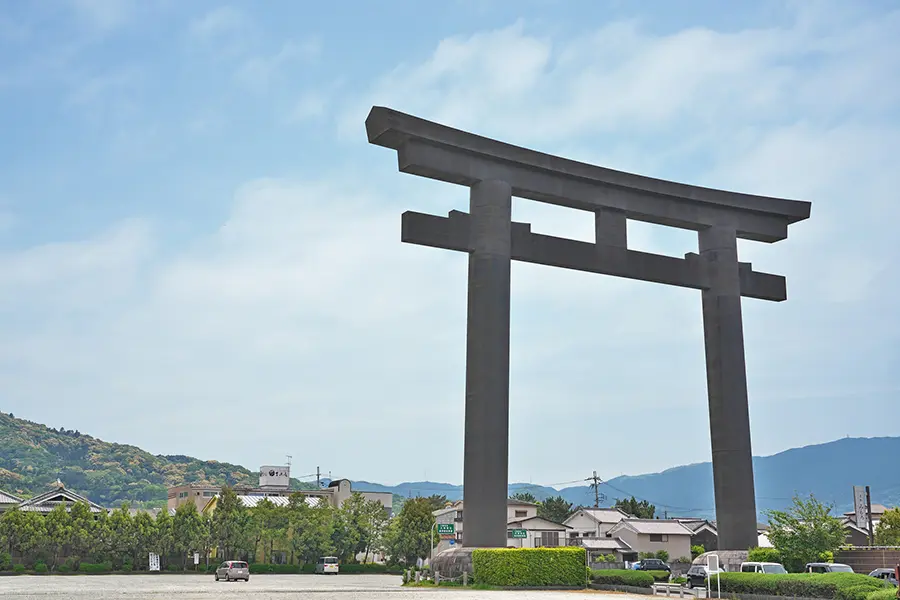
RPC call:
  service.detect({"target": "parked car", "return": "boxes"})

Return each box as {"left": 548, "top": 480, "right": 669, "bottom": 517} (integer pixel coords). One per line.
{"left": 740, "top": 562, "right": 788, "bottom": 574}
{"left": 685, "top": 564, "right": 725, "bottom": 588}
{"left": 635, "top": 558, "right": 671, "bottom": 572}
{"left": 215, "top": 560, "right": 250, "bottom": 582}
{"left": 315, "top": 556, "right": 339, "bottom": 574}
{"left": 807, "top": 562, "right": 854, "bottom": 574}
{"left": 869, "top": 568, "right": 899, "bottom": 586}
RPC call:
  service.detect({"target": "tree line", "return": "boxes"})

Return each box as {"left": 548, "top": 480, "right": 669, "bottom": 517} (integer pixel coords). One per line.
{"left": 0, "top": 487, "right": 417, "bottom": 572}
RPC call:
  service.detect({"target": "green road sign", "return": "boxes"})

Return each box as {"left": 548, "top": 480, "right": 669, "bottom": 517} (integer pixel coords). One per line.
{"left": 510, "top": 529, "right": 527, "bottom": 539}
{"left": 437, "top": 523, "right": 455, "bottom": 535}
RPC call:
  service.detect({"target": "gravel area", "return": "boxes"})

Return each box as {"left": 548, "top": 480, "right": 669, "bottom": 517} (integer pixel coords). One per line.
{"left": 0, "top": 574, "right": 631, "bottom": 599}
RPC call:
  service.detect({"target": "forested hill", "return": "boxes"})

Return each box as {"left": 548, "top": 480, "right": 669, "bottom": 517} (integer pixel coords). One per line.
{"left": 0, "top": 412, "right": 313, "bottom": 507}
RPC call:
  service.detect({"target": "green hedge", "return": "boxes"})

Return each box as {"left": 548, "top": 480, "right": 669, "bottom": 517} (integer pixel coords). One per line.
{"left": 747, "top": 547, "right": 782, "bottom": 563}
{"left": 647, "top": 570, "right": 671, "bottom": 582}
{"left": 717, "top": 572, "right": 891, "bottom": 600}
{"left": 80, "top": 562, "right": 113, "bottom": 573}
{"left": 591, "top": 569, "right": 655, "bottom": 588}
{"left": 866, "top": 589, "right": 898, "bottom": 600}
{"left": 472, "top": 547, "right": 586, "bottom": 587}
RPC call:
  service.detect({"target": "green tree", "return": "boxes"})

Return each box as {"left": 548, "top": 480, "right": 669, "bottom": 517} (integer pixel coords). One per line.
{"left": 153, "top": 507, "right": 175, "bottom": 569}
{"left": 212, "top": 487, "right": 250, "bottom": 561}
{"left": 173, "top": 502, "right": 205, "bottom": 569}
{"left": 132, "top": 511, "right": 158, "bottom": 570}
{"left": 106, "top": 504, "right": 135, "bottom": 569}
{"left": 43, "top": 504, "right": 73, "bottom": 570}
{"left": 288, "top": 498, "right": 334, "bottom": 565}
{"left": 422, "top": 495, "right": 449, "bottom": 512}
{"left": 765, "top": 494, "right": 845, "bottom": 572}
{"left": 68, "top": 502, "right": 95, "bottom": 568}
{"left": 361, "top": 499, "right": 390, "bottom": 563}
{"left": 387, "top": 497, "right": 435, "bottom": 565}
{"left": 875, "top": 508, "right": 900, "bottom": 546}
{"left": 511, "top": 492, "right": 538, "bottom": 504}
{"left": 538, "top": 496, "right": 575, "bottom": 524}
{"left": 615, "top": 496, "right": 655, "bottom": 519}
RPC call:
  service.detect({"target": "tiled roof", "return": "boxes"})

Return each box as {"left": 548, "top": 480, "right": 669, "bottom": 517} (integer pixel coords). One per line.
{"left": 507, "top": 515, "right": 572, "bottom": 529}
{"left": 17, "top": 485, "right": 105, "bottom": 512}
{"left": 0, "top": 489, "right": 22, "bottom": 504}
{"left": 582, "top": 537, "right": 633, "bottom": 551}
{"left": 612, "top": 519, "right": 694, "bottom": 536}
{"left": 576, "top": 508, "right": 630, "bottom": 524}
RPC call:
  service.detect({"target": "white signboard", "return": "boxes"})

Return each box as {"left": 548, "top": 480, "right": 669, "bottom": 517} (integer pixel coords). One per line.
{"left": 148, "top": 553, "right": 160, "bottom": 572}
{"left": 259, "top": 465, "right": 290, "bottom": 488}
{"left": 853, "top": 486, "right": 868, "bottom": 529}
{"left": 194, "top": 552, "right": 200, "bottom": 565}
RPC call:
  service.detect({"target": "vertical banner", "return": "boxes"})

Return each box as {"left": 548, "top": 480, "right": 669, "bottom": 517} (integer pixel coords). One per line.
{"left": 853, "top": 486, "right": 868, "bottom": 530}
{"left": 148, "top": 553, "right": 160, "bottom": 572}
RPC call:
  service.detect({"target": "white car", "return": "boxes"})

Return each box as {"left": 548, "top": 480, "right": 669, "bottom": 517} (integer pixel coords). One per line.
{"left": 740, "top": 562, "right": 787, "bottom": 574}
{"left": 315, "top": 556, "right": 339, "bottom": 574}
{"left": 215, "top": 560, "right": 250, "bottom": 582}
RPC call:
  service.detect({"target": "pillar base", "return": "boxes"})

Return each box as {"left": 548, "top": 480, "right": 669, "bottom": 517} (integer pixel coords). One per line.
{"left": 694, "top": 550, "right": 749, "bottom": 573}
{"left": 430, "top": 547, "right": 476, "bottom": 579}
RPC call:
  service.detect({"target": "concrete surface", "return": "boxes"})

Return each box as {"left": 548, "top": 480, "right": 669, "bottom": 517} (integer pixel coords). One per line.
{"left": 0, "top": 574, "right": 643, "bottom": 599}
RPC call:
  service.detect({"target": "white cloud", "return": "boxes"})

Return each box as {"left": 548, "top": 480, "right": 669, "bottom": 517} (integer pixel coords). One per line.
{"left": 188, "top": 6, "right": 247, "bottom": 42}
{"left": 2, "top": 3, "right": 899, "bottom": 483}
{"left": 234, "top": 38, "right": 322, "bottom": 90}
{"left": 69, "top": 0, "right": 133, "bottom": 31}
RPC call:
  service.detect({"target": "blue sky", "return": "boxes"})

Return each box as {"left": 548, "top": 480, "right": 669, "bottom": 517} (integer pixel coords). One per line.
{"left": 1, "top": 0, "right": 898, "bottom": 487}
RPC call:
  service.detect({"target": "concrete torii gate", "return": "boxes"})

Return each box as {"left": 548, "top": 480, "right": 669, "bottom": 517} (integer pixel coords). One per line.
{"left": 365, "top": 106, "right": 811, "bottom": 552}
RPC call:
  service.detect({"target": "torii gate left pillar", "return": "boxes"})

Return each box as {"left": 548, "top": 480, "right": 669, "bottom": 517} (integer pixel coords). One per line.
{"left": 365, "top": 106, "right": 811, "bottom": 551}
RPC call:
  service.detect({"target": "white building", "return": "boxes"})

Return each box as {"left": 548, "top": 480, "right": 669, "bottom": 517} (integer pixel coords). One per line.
{"left": 606, "top": 519, "right": 694, "bottom": 561}
{"left": 433, "top": 499, "right": 571, "bottom": 553}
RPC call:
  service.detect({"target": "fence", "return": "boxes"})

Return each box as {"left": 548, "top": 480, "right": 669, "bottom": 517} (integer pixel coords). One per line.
{"left": 835, "top": 547, "right": 900, "bottom": 574}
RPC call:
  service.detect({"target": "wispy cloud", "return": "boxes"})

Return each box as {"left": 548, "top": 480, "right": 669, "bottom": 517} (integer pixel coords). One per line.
{"left": 234, "top": 38, "right": 322, "bottom": 90}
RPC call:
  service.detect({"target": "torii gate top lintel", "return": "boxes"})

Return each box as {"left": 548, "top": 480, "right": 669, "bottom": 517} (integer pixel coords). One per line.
{"left": 365, "top": 106, "right": 811, "bottom": 243}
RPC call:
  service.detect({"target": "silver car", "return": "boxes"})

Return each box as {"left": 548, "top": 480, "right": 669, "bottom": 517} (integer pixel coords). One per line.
{"left": 215, "top": 560, "right": 250, "bottom": 582}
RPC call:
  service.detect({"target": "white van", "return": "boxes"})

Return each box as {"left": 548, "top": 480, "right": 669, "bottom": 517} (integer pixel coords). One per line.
{"left": 316, "top": 556, "right": 339, "bottom": 574}
{"left": 740, "top": 562, "right": 788, "bottom": 574}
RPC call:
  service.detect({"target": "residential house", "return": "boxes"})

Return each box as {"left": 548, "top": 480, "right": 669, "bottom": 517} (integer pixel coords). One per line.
{"left": 840, "top": 504, "right": 888, "bottom": 545}
{"left": 433, "top": 499, "right": 562, "bottom": 554}
{"left": 606, "top": 519, "right": 694, "bottom": 561}
{"left": 581, "top": 537, "right": 636, "bottom": 562}
{"left": 565, "top": 507, "right": 631, "bottom": 540}
{"left": 673, "top": 518, "right": 719, "bottom": 551}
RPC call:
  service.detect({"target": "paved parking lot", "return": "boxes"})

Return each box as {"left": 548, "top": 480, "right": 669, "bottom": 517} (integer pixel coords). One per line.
{"left": 0, "top": 574, "right": 627, "bottom": 598}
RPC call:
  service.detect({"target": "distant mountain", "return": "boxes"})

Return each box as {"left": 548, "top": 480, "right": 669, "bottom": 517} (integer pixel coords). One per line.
{"left": 354, "top": 437, "right": 900, "bottom": 520}
{"left": 0, "top": 412, "right": 316, "bottom": 507}
{"left": 1, "top": 410, "right": 896, "bottom": 518}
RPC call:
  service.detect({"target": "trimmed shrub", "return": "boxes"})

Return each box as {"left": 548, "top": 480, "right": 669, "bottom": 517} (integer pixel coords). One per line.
{"left": 591, "top": 569, "right": 655, "bottom": 588}
{"left": 748, "top": 546, "right": 782, "bottom": 564}
{"left": 0, "top": 552, "right": 11, "bottom": 571}
{"left": 340, "top": 563, "right": 397, "bottom": 574}
{"left": 13, "top": 564, "right": 26, "bottom": 574}
{"left": 648, "top": 570, "right": 671, "bottom": 582}
{"left": 716, "top": 572, "right": 891, "bottom": 599}
{"left": 866, "top": 589, "right": 898, "bottom": 600}
{"left": 57, "top": 563, "right": 72, "bottom": 573}
{"left": 691, "top": 545, "right": 705, "bottom": 559}
{"left": 473, "top": 547, "right": 586, "bottom": 587}
{"left": 80, "top": 562, "right": 113, "bottom": 573}
{"left": 34, "top": 562, "right": 48, "bottom": 573}
{"left": 655, "top": 551, "right": 670, "bottom": 562}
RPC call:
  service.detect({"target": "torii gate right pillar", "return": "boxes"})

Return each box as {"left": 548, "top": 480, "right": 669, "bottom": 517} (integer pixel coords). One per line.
{"left": 699, "top": 226, "right": 757, "bottom": 551}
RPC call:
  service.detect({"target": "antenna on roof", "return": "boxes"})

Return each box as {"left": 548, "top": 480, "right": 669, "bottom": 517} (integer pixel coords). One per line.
{"left": 286, "top": 455, "right": 292, "bottom": 468}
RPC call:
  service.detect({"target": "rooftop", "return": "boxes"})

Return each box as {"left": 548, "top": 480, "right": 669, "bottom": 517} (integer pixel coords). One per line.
{"left": 611, "top": 519, "right": 694, "bottom": 536}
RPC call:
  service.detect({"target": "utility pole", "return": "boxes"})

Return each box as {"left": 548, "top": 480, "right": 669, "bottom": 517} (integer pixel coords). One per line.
{"left": 316, "top": 466, "right": 321, "bottom": 489}
{"left": 865, "top": 486, "right": 875, "bottom": 545}
{"left": 586, "top": 471, "right": 602, "bottom": 508}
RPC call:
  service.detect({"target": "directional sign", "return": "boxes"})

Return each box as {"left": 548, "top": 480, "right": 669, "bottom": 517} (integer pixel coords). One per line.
{"left": 437, "top": 523, "right": 455, "bottom": 535}
{"left": 510, "top": 529, "right": 527, "bottom": 539}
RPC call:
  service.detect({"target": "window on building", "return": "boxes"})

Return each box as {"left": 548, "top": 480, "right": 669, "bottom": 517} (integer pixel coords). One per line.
{"left": 507, "top": 530, "right": 515, "bottom": 539}
{"left": 455, "top": 510, "right": 463, "bottom": 521}
{"left": 649, "top": 534, "right": 668, "bottom": 542}
{"left": 456, "top": 532, "right": 463, "bottom": 541}
{"left": 542, "top": 531, "right": 560, "bottom": 547}
{"left": 515, "top": 510, "right": 527, "bottom": 517}
{"left": 203, "top": 492, "right": 215, "bottom": 497}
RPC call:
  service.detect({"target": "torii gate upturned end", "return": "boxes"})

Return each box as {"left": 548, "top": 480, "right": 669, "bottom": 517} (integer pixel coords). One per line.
{"left": 366, "top": 106, "right": 811, "bottom": 551}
